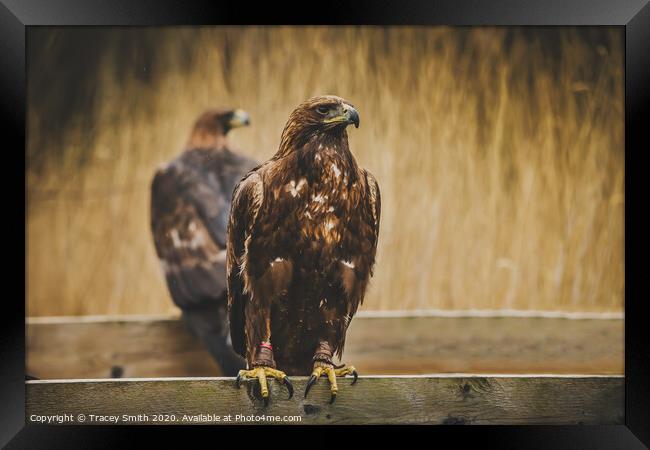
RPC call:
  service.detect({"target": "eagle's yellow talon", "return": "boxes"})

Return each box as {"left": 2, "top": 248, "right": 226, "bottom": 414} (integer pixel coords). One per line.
{"left": 235, "top": 366, "right": 293, "bottom": 405}
{"left": 334, "top": 365, "right": 358, "bottom": 384}
{"left": 304, "top": 365, "right": 358, "bottom": 402}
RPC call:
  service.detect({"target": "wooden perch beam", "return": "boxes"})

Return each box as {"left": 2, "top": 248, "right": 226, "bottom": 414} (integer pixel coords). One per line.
{"left": 26, "top": 375, "right": 623, "bottom": 425}
{"left": 26, "top": 315, "right": 624, "bottom": 378}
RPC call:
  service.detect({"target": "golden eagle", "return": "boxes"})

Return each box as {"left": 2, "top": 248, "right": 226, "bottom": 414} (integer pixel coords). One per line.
{"left": 227, "top": 96, "right": 380, "bottom": 404}
{"left": 151, "top": 108, "right": 258, "bottom": 376}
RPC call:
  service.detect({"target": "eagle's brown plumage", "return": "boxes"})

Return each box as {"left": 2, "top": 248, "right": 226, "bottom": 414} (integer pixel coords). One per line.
{"left": 227, "top": 96, "right": 380, "bottom": 379}
{"left": 151, "top": 108, "right": 257, "bottom": 375}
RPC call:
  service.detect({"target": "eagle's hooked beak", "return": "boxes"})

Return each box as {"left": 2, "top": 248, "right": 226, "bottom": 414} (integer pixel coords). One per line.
{"left": 228, "top": 109, "right": 251, "bottom": 129}
{"left": 345, "top": 104, "right": 360, "bottom": 129}
{"left": 324, "top": 104, "right": 360, "bottom": 129}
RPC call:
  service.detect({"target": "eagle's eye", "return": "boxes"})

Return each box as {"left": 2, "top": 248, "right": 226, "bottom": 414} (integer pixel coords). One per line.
{"left": 316, "top": 105, "right": 330, "bottom": 115}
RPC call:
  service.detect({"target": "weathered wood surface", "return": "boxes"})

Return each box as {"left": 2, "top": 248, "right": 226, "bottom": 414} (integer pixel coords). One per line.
{"left": 27, "top": 315, "right": 624, "bottom": 379}
{"left": 26, "top": 376, "right": 624, "bottom": 425}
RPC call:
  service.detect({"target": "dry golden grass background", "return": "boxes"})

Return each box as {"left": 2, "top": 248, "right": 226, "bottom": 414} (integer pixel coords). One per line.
{"left": 27, "top": 26, "right": 624, "bottom": 316}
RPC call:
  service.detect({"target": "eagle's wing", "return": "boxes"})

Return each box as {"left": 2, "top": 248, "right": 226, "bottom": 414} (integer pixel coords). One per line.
{"left": 150, "top": 161, "right": 230, "bottom": 310}
{"left": 176, "top": 163, "right": 230, "bottom": 248}
{"left": 333, "top": 169, "right": 381, "bottom": 359}
{"left": 226, "top": 169, "right": 265, "bottom": 357}
{"left": 364, "top": 169, "right": 381, "bottom": 259}
{"left": 188, "top": 150, "right": 259, "bottom": 248}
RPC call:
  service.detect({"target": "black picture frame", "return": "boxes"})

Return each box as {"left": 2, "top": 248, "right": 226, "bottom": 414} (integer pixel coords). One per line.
{"left": 3, "top": 0, "right": 648, "bottom": 447}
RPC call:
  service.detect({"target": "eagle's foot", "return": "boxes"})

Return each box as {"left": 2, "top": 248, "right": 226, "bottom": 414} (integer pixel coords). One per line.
{"left": 304, "top": 364, "right": 358, "bottom": 404}
{"left": 236, "top": 366, "right": 294, "bottom": 406}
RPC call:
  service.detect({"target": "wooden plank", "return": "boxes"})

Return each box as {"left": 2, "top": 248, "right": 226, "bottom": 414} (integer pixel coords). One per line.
{"left": 26, "top": 315, "right": 624, "bottom": 379}
{"left": 27, "top": 319, "right": 221, "bottom": 379}
{"left": 26, "top": 376, "right": 624, "bottom": 425}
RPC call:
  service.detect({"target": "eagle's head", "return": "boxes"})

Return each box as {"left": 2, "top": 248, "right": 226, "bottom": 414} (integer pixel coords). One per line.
{"left": 187, "top": 108, "right": 250, "bottom": 149}
{"left": 294, "top": 95, "right": 360, "bottom": 130}
{"left": 277, "top": 95, "right": 359, "bottom": 157}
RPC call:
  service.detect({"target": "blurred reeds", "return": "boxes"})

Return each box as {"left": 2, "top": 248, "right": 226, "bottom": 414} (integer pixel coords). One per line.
{"left": 26, "top": 26, "right": 624, "bottom": 316}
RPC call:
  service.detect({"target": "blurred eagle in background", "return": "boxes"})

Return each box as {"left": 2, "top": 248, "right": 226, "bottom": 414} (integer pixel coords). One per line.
{"left": 228, "top": 96, "right": 380, "bottom": 404}
{"left": 151, "top": 108, "right": 258, "bottom": 375}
